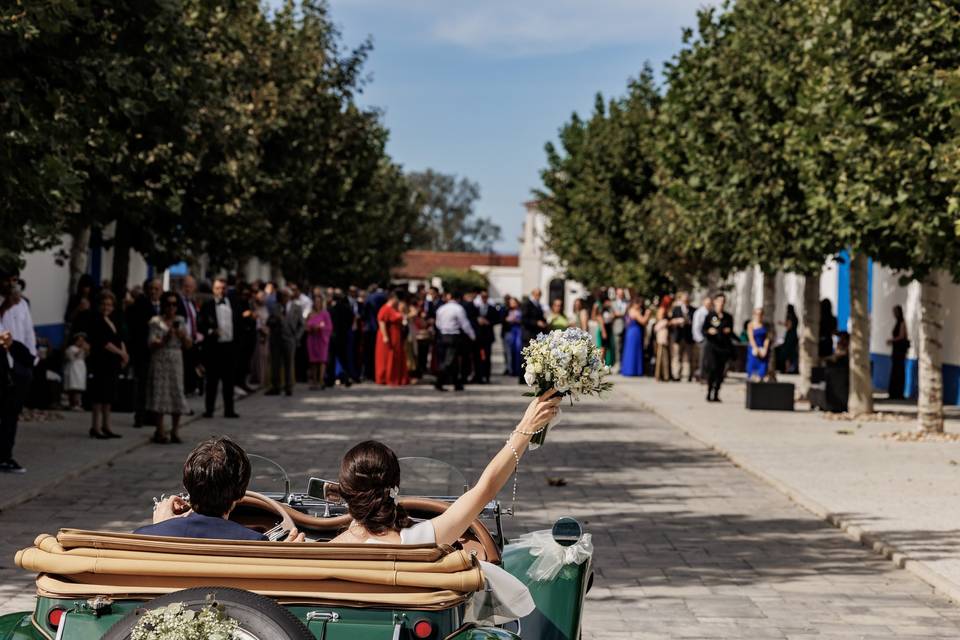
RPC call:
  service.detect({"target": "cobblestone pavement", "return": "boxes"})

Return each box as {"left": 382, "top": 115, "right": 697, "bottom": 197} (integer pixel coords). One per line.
{"left": 1, "top": 375, "right": 959, "bottom": 638}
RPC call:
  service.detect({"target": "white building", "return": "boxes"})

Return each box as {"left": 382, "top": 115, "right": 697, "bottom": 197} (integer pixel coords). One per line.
{"left": 392, "top": 201, "right": 585, "bottom": 314}
{"left": 516, "top": 201, "right": 586, "bottom": 315}
{"left": 18, "top": 226, "right": 269, "bottom": 350}
{"left": 725, "top": 255, "right": 960, "bottom": 404}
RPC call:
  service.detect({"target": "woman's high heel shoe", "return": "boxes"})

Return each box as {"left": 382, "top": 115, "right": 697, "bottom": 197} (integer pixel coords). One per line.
{"left": 102, "top": 429, "right": 122, "bottom": 439}
{"left": 89, "top": 428, "right": 110, "bottom": 440}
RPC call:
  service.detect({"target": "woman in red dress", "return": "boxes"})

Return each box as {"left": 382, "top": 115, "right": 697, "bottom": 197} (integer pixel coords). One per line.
{"left": 375, "top": 291, "right": 410, "bottom": 386}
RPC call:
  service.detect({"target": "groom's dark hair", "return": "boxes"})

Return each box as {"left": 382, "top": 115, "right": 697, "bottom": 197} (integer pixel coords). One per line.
{"left": 183, "top": 437, "right": 251, "bottom": 517}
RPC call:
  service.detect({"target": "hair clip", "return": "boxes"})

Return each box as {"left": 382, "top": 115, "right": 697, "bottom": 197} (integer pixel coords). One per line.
{"left": 388, "top": 486, "right": 399, "bottom": 501}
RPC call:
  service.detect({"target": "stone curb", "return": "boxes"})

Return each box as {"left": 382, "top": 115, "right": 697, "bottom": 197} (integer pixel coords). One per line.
{"left": 627, "top": 390, "right": 960, "bottom": 605}
{"left": 0, "top": 390, "right": 260, "bottom": 515}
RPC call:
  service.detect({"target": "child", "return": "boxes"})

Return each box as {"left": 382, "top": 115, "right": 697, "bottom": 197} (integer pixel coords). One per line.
{"left": 63, "top": 332, "right": 89, "bottom": 410}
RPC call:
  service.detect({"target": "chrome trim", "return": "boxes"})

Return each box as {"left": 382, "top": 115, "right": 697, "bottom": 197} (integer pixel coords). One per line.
{"left": 306, "top": 611, "right": 340, "bottom": 622}
{"left": 53, "top": 612, "right": 67, "bottom": 640}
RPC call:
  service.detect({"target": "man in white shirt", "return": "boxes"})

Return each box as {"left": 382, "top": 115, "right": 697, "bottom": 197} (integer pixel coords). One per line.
{"left": 0, "top": 271, "right": 36, "bottom": 473}
{"left": 289, "top": 283, "right": 312, "bottom": 320}
{"left": 691, "top": 295, "right": 712, "bottom": 383}
{"left": 434, "top": 291, "right": 475, "bottom": 392}
{"left": 199, "top": 277, "right": 239, "bottom": 418}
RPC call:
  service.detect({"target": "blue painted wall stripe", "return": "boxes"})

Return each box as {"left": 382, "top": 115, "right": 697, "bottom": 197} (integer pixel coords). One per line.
{"left": 871, "top": 352, "right": 960, "bottom": 405}
{"left": 35, "top": 323, "right": 66, "bottom": 350}
{"left": 836, "top": 250, "right": 850, "bottom": 332}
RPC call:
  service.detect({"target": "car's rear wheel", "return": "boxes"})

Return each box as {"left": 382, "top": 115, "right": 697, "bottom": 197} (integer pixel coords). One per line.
{"left": 102, "top": 587, "right": 313, "bottom": 640}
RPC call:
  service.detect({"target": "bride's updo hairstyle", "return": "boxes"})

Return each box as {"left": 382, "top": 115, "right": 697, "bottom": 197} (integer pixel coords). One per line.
{"left": 339, "top": 440, "right": 412, "bottom": 535}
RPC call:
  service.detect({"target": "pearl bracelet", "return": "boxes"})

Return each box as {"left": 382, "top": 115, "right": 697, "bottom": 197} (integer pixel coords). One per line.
{"left": 512, "top": 425, "right": 545, "bottom": 436}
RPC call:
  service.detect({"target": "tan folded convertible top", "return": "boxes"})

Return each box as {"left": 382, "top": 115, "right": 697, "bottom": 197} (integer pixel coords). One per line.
{"left": 16, "top": 530, "right": 484, "bottom": 609}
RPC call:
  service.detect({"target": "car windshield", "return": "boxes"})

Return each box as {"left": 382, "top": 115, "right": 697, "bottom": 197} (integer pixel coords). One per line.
{"left": 248, "top": 454, "right": 290, "bottom": 501}
{"left": 248, "top": 455, "right": 466, "bottom": 500}
{"left": 398, "top": 457, "right": 468, "bottom": 498}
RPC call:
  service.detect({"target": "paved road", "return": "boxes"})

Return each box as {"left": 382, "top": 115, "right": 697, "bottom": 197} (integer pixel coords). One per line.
{"left": 1, "top": 376, "right": 959, "bottom": 639}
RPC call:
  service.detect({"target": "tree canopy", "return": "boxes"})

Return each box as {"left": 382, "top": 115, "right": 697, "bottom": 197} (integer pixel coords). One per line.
{"left": 407, "top": 170, "right": 502, "bottom": 253}
{"left": 536, "top": 0, "right": 960, "bottom": 290}
{"left": 536, "top": 67, "right": 672, "bottom": 291}
{"left": 0, "top": 0, "right": 421, "bottom": 285}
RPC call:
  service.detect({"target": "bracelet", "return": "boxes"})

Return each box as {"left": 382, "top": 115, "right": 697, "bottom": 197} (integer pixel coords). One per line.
{"left": 512, "top": 425, "right": 545, "bottom": 436}
{"left": 505, "top": 438, "right": 521, "bottom": 509}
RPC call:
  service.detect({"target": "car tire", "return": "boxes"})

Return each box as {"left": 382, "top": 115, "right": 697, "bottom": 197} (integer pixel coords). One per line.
{"left": 102, "top": 587, "right": 314, "bottom": 640}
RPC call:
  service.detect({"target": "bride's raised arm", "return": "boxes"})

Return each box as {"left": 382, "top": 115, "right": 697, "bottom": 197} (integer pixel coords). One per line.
{"left": 430, "top": 389, "right": 561, "bottom": 546}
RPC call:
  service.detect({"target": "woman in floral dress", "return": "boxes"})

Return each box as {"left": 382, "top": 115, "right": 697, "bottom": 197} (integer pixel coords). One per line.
{"left": 146, "top": 292, "right": 192, "bottom": 443}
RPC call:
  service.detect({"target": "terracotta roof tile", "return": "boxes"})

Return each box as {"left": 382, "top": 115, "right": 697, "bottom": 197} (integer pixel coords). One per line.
{"left": 393, "top": 250, "right": 519, "bottom": 279}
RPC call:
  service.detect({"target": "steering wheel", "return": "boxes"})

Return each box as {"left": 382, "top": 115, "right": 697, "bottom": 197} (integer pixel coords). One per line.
{"left": 236, "top": 491, "right": 296, "bottom": 541}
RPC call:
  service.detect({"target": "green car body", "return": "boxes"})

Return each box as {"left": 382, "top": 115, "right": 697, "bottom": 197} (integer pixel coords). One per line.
{"left": 0, "top": 538, "right": 592, "bottom": 640}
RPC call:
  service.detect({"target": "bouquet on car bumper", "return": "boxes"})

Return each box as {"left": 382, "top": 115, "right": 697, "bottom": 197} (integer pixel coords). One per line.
{"left": 521, "top": 328, "right": 613, "bottom": 448}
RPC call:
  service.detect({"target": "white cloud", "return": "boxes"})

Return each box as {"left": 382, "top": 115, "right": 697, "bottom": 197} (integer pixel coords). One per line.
{"left": 333, "top": 0, "right": 713, "bottom": 57}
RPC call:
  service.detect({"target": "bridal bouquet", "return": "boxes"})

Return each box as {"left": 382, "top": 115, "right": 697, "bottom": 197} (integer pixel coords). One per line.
{"left": 522, "top": 328, "right": 613, "bottom": 448}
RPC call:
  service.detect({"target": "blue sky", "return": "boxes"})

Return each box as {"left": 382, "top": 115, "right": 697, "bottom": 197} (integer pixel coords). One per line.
{"left": 323, "top": 1, "right": 710, "bottom": 252}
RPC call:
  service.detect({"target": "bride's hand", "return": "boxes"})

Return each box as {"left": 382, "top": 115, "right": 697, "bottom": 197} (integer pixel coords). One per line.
{"left": 521, "top": 389, "right": 562, "bottom": 431}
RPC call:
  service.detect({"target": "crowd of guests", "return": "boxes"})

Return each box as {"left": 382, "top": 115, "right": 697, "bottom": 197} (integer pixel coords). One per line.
{"left": 578, "top": 288, "right": 804, "bottom": 403}
{"left": 604, "top": 288, "right": 893, "bottom": 403}
{"left": 50, "top": 276, "right": 547, "bottom": 448}
{"left": 1, "top": 265, "right": 905, "bottom": 473}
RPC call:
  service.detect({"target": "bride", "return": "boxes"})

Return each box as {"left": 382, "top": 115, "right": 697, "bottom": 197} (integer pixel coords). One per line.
{"left": 331, "top": 389, "right": 560, "bottom": 545}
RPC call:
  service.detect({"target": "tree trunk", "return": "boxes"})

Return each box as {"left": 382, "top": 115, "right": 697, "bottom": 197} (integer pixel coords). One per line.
{"left": 762, "top": 270, "right": 777, "bottom": 381}
{"left": 847, "top": 250, "right": 873, "bottom": 415}
{"left": 798, "top": 273, "right": 820, "bottom": 400}
{"left": 918, "top": 273, "right": 944, "bottom": 433}
{"left": 111, "top": 219, "right": 131, "bottom": 301}
{"left": 762, "top": 270, "right": 777, "bottom": 325}
{"left": 67, "top": 226, "right": 91, "bottom": 297}
{"left": 735, "top": 267, "right": 755, "bottom": 333}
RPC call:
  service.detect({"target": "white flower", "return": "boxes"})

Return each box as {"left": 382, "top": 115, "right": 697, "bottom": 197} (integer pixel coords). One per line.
{"left": 524, "top": 370, "right": 537, "bottom": 386}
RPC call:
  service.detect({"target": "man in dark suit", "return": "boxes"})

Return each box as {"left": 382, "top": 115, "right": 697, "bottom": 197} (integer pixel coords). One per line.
{"left": 460, "top": 292, "right": 480, "bottom": 384}
{"left": 233, "top": 283, "right": 258, "bottom": 393}
{"left": 518, "top": 288, "right": 547, "bottom": 383}
{"left": 198, "top": 277, "right": 240, "bottom": 418}
{"left": 175, "top": 275, "right": 201, "bottom": 396}
{"left": 327, "top": 291, "right": 355, "bottom": 388}
{"left": 669, "top": 292, "right": 696, "bottom": 382}
{"left": 128, "top": 278, "right": 163, "bottom": 427}
{"left": 472, "top": 289, "right": 499, "bottom": 383}
{"left": 266, "top": 288, "right": 304, "bottom": 396}
{"left": 136, "top": 437, "right": 303, "bottom": 541}
{"left": 0, "top": 330, "right": 33, "bottom": 473}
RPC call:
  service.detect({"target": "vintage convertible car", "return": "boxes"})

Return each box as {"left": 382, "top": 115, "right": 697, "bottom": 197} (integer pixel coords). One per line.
{"left": 1, "top": 456, "right": 593, "bottom": 639}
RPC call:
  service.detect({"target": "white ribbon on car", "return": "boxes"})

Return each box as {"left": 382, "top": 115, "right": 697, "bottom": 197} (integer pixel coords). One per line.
{"left": 512, "top": 530, "right": 594, "bottom": 581}
{"left": 463, "top": 561, "right": 536, "bottom": 626}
